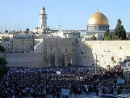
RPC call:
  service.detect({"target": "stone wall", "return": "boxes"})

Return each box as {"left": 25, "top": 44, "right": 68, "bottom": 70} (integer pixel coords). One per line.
{"left": 42, "top": 38, "right": 75, "bottom": 67}
{"left": 77, "top": 40, "right": 130, "bottom": 68}
{"left": 2, "top": 39, "right": 130, "bottom": 68}
{"left": 5, "top": 53, "right": 43, "bottom": 67}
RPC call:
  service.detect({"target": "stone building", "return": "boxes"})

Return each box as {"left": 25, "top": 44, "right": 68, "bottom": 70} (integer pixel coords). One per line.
{"left": 12, "top": 39, "right": 34, "bottom": 53}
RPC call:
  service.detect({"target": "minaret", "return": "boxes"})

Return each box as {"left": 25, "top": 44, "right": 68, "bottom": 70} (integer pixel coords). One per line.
{"left": 39, "top": 7, "right": 47, "bottom": 28}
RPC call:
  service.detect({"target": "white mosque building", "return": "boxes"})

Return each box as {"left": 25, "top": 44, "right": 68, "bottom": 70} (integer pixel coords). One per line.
{"left": 84, "top": 11, "right": 109, "bottom": 40}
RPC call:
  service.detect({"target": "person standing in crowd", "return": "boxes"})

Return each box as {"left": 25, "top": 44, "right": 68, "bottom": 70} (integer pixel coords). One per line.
{"left": 0, "top": 65, "right": 129, "bottom": 98}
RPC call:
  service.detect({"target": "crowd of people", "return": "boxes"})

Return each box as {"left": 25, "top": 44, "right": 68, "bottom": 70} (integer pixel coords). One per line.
{"left": 0, "top": 65, "right": 129, "bottom": 98}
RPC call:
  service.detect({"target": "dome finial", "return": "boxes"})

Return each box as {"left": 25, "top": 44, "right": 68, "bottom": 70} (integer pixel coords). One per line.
{"left": 98, "top": 8, "right": 99, "bottom": 12}
{"left": 42, "top": 7, "right": 45, "bottom": 10}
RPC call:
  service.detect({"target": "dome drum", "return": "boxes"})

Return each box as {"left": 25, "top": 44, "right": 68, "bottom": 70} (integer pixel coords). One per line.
{"left": 87, "top": 24, "right": 109, "bottom": 31}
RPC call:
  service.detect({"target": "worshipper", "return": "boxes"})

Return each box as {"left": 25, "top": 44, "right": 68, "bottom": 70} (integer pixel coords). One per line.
{"left": 0, "top": 65, "right": 129, "bottom": 98}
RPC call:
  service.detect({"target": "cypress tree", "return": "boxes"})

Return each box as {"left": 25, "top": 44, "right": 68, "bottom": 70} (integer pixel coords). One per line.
{"left": 120, "top": 25, "right": 126, "bottom": 40}
{"left": 103, "top": 29, "right": 109, "bottom": 40}
{"left": 113, "top": 19, "right": 126, "bottom": 40}
{"left": 0, "top": 58, "right": 8, "bottom": 78}
{"left": 0, "top": 46, "right": 5, "bottom": 52}
{"left": 127, "top": 34, "right": 130, "bottom": 40}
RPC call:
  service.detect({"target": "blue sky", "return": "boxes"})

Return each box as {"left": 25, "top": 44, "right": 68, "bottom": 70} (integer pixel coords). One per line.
{"left": 0, "top": 0, "right": 130, "bottom": 31}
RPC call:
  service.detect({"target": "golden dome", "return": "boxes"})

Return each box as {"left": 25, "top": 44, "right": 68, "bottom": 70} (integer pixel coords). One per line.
{"left": 88, "top": 12, "right": 108, "bottom": 25}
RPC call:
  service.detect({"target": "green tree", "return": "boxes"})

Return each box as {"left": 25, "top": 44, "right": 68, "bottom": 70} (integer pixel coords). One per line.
{"left": 113, "top": 19, "right": 121, "bottom": 40}
{"left": 104, "top": 31, "right": 113, "bottom": 40}
{"left": 26, "top": 28, "right": 29, "bottom": 31}
{"left": 103, "top": 29, "right": 109, "bottom": 40}
{"left": 0, "top": 58, "right": 7, "bottom": 65}
{"left": 0, "top": 46, "right": 5, "bottom": 52}
{"left": 25, "top": 28, "right": 29, "bottom": 33}
{"left": 113, "top": 19, "right": 126, "bottom": 40}
{"left": 108, "top": 33, "right": 112, "bottom": 40}
{"left": 127, "top": 34, "right": 130, "bottom": 40}
{"left": 92, "top": 35, "right": 97, "bottom": 40}
{"left": 120, "top": 25, "right": 127, "bottom": 40}
{"left": 0, "top": 58, "right": 8, "bottom": 78}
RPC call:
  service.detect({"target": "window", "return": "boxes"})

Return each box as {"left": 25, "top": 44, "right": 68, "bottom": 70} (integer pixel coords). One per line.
{"left": 31, "top": 45, "right": 33, "bottom": 48}
{"left": 58, "top": 49, "right": 60, "bottom": 53}
{"left": 106, "top": 26, "right": 108, "bottom": 29}
{"left": 94, "top": 26, "right": 96, "bottom": 30}
{"left": 73, "top": 49, "right": 74, "bottom": 52}
{"left": 101, "top": 35, "right": 102, "bottom": 39}
{"left": 103, "top": 26, "right": 105, "bottom": 30}
{"left": 50, "top": 47, "right": 52, "bottom": 51}
{"left": 88, "top": 26, "right": 90, "bottom": 30}
{"left": 99, "top": 26, "right": 101, "bottom": 30}
{"left": 81, "top": 52, "right": 83, "bottom": 54}
{"left": 65, "top": 49, "right": 67, "bottom": 52}
{"left": 72, "top": 42, "right": 74, "bottom": 45}
{"left": 100, "top": 26, "right": 102, "bottom": 30}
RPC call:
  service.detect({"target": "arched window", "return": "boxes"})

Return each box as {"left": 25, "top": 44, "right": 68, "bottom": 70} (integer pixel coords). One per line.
{"left": 91, "top": 26, "right": 92, "bottom": 29}
{"left": 103, "top": 26, "right": 105, "bottom": 30}
{"left": 94, "top": 26, "right": 96, "bottom": 30}
{"left": 88, "top": 26, "right": 90, "bottom": 30}
{"left": 99, "top": 26, "right": 101, "bottom": 30}
{"left": 105, "top": 26, "right": 107, "bottom": 30}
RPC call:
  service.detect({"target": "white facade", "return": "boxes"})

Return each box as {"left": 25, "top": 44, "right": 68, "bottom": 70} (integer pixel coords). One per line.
{"left": 39, "top": 7, "right": 47, "bottom": 28}
{"left": 34, "top": 39, "right": 43, "bottom": 53}
{"left": 0, "top": 33, "right": 14, "bottom": 40}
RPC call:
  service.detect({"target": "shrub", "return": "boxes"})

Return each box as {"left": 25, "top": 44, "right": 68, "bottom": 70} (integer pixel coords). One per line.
{"left": 0, "top": 46, "right": 6, "bottom": 52}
